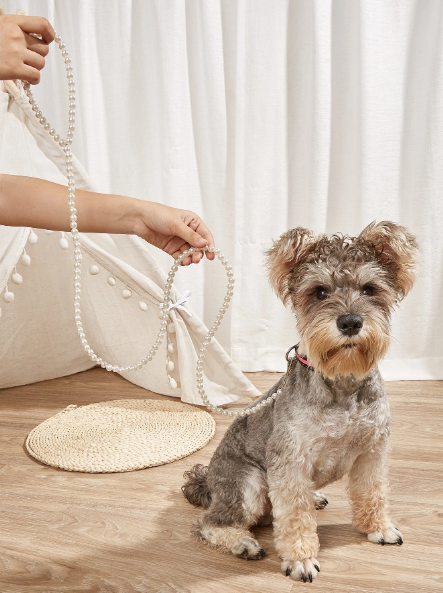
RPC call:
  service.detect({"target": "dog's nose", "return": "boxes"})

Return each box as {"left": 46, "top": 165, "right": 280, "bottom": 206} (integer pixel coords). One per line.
{"left": 337, "top": 314, "right": 363, "bottom": 336}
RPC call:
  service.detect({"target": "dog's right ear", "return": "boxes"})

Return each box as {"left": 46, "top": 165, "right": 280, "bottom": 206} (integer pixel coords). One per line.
{"left": 265, "top": 227, "right": 316, "bottom": 304}
{"left": 358, "top": 221, "right": 419, "bottom": 299}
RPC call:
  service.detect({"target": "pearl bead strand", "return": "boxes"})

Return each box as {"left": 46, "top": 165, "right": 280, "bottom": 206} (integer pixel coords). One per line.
{"left": 21, "top": 33, "right": 280, "bottom": 417}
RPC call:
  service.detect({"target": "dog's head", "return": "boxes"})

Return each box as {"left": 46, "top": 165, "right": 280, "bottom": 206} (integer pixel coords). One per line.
{"left": 266, "top": 221, "right": 418, "bottom": 379}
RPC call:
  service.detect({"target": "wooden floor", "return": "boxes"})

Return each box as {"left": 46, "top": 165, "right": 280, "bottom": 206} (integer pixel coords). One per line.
{"left": 0, "top": 370, "right": 441, "bottom": 593}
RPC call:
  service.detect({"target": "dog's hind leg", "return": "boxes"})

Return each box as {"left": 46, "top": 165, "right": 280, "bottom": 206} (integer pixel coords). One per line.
{"left": 195, "top": 466, "right": 268, "bottom": 560}
{"left": 197, "top": 519, "right": 266, "bottom": 559}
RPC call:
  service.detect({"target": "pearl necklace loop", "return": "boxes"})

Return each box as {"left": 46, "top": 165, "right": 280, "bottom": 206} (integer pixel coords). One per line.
{"left": 21, "top": 32, "right": 281, "bottom": 417}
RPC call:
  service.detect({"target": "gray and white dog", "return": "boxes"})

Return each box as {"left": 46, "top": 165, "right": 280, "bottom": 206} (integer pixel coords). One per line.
{"left": 182, "top": 221, "right": 418, "bottom": 582}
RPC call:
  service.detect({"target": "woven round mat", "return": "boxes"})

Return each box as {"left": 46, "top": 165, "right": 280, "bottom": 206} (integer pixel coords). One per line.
{"left": 25, "top": 399, "right": 215, "bottom": 473}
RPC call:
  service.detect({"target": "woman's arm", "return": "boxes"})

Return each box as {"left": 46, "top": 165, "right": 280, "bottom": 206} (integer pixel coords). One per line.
{"left": 0, "top": 17, "right": 214, "bottom": 265}
{"left": 0, "top": 174, "right": 214, "bottom": 265}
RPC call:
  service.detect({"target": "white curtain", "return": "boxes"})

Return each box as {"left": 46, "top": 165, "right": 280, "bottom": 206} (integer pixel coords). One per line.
{"left": 3, "top": 0, "right": 442, "bottom": 379}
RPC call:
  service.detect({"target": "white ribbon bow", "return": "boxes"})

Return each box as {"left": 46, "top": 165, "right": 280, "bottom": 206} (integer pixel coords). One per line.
{"left": 165, "top": 290, "right": 193, "bottom": 317}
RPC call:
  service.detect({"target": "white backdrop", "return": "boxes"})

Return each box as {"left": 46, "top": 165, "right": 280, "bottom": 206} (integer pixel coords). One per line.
{"left": 3, "top": 0, "right": 442, "bottom": 379}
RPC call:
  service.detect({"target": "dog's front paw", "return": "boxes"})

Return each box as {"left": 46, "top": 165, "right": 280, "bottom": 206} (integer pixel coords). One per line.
{"left": 231, "top": 536, "right": 266, "bottom": 560}
{"left": 281, "top": 557, "right": 320, "bottom": 582}
{"left": 367, "top": 523, "right": 403, "bottom": 546}
{"left": 314, "top": 491, "right": 328, "bottom": 510}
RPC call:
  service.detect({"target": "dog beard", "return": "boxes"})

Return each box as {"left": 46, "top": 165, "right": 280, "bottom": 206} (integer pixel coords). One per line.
{"left": 302, "top": 311, "right": 391, "bottom": 379}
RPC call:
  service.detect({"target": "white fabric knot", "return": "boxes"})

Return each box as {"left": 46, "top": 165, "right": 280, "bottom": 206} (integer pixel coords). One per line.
{"left": 166, "top": 290, "right": 193, "bottom": 317}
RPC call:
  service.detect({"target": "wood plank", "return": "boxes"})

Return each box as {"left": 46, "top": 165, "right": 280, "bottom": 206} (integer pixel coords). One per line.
{"left": 0, "top": 369, "right": 441, "bottom": 592}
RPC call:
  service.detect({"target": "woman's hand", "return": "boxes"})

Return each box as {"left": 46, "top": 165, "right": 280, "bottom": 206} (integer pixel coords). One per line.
{"left": 0, "top": 14, "right": 54, "bottom": 84}
{"left": 132, "top": 202, "right": 215, "bottom": 265}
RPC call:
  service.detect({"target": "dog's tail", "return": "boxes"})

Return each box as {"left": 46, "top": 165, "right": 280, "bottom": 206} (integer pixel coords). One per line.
{"left": 181, "top": 464, "right": 212, "bottom": 509}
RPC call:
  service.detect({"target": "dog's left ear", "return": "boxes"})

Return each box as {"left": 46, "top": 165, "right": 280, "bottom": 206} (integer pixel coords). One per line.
{"left": 359, "top": 221, "right": 419, "bottom": 298}
{"left": 265, "top": 227, "right": 316, "bottom": 304}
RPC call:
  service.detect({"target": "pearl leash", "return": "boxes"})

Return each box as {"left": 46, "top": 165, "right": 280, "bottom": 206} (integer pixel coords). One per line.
{"left": 21, "top": 32, "right": 282, "bottom": 417}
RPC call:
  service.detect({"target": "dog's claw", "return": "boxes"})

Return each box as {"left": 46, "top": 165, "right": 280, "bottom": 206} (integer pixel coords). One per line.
{"left": 368, "top": 523, "right": 404, "bottom": 546}
{"left": 245, "top": 548, "right": 266, "bottom": 560}
{"left": 282, "top": 558, "right": 320, "bottom": 581}
{"left": 314, "top": 491, "right": 329, "bottom": 510}
{"left": 231, "top": 536, "right": 265, "bottom": 560}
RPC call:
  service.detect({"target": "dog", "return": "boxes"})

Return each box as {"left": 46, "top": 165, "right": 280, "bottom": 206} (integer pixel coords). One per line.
{"left": 182, "top": 221, "right": 418, "bottom": 582}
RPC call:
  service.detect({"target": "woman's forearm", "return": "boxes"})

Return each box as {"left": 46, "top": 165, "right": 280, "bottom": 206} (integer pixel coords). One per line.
{"left": 0, "top": 174, "right": 215, "bottom": 265}
{"left": 0, "top": 174, "right": 139, "bottom": 233}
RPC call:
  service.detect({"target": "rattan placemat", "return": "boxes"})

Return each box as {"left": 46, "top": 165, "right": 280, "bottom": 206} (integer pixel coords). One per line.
{"left": 25, "top": 399, "right": 216, "bottom": 473}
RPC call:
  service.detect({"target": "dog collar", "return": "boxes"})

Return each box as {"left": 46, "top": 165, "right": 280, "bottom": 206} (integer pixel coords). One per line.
{"left": 286, "top": 344, "right": 315, "bottom": 371}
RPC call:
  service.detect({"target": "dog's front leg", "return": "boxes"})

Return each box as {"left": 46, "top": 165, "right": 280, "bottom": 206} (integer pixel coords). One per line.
{"left": 268, "top": 461, "right": 320, "bottom": 582}
{"left": 348, "top": 437, "right": 403, "bottom": 546}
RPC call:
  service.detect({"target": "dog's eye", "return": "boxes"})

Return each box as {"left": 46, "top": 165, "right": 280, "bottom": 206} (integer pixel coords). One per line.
{"left": 316, "top": 287, "right": 329, "bottom": 300}
{"left": 361, "top": 285, "right": 375, "bottom": 296}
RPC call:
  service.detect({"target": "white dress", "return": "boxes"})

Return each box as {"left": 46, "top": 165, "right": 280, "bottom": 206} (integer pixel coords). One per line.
{"left": 0, "top": 83, "right": 259, "bottom": 405}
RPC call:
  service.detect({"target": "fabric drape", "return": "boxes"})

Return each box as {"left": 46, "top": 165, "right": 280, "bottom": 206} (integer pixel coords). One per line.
{"left": 3, "top": 0, "right": 441, "bottom": 379}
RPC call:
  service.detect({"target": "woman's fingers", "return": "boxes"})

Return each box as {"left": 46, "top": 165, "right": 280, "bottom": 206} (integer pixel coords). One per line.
{"left": 192, "top": 251, "right": 203, "bottom": 264}
{"left": 183, "top": 213, "right": 215, "bottom": 261}
{"left": 179, "top": 243, "right": 194, "bottom": 267}
{"left": 169, "top": 240, "right": 203, "bottom": 266}
{"left": 134, "top": 202, "right": 215, "bottom": 266}
{"left": 0, "top": 14, "right": 52, "bottom": 83}
{"left": 25, "top": 32, "right": 50, "bottom": 56}
{"left": 13, "top": 44, "right": 46, "bottom": 84}
{"left": 21, "top": 43, "right": 46, "bottom": 84}
{"left": 24, "top": 47, "right": 45, "bottom": 70}
{"left": 15, "top": 15, "right": 55, "bottom": 44}
{"left": 19, "top": 63, "right": 41, "bottom": 84}
{"left": 175, "top": 219, "right": 208, "bottom": 249}
{"left": 175, "top": 216, "right": 217, "bottom": 265}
